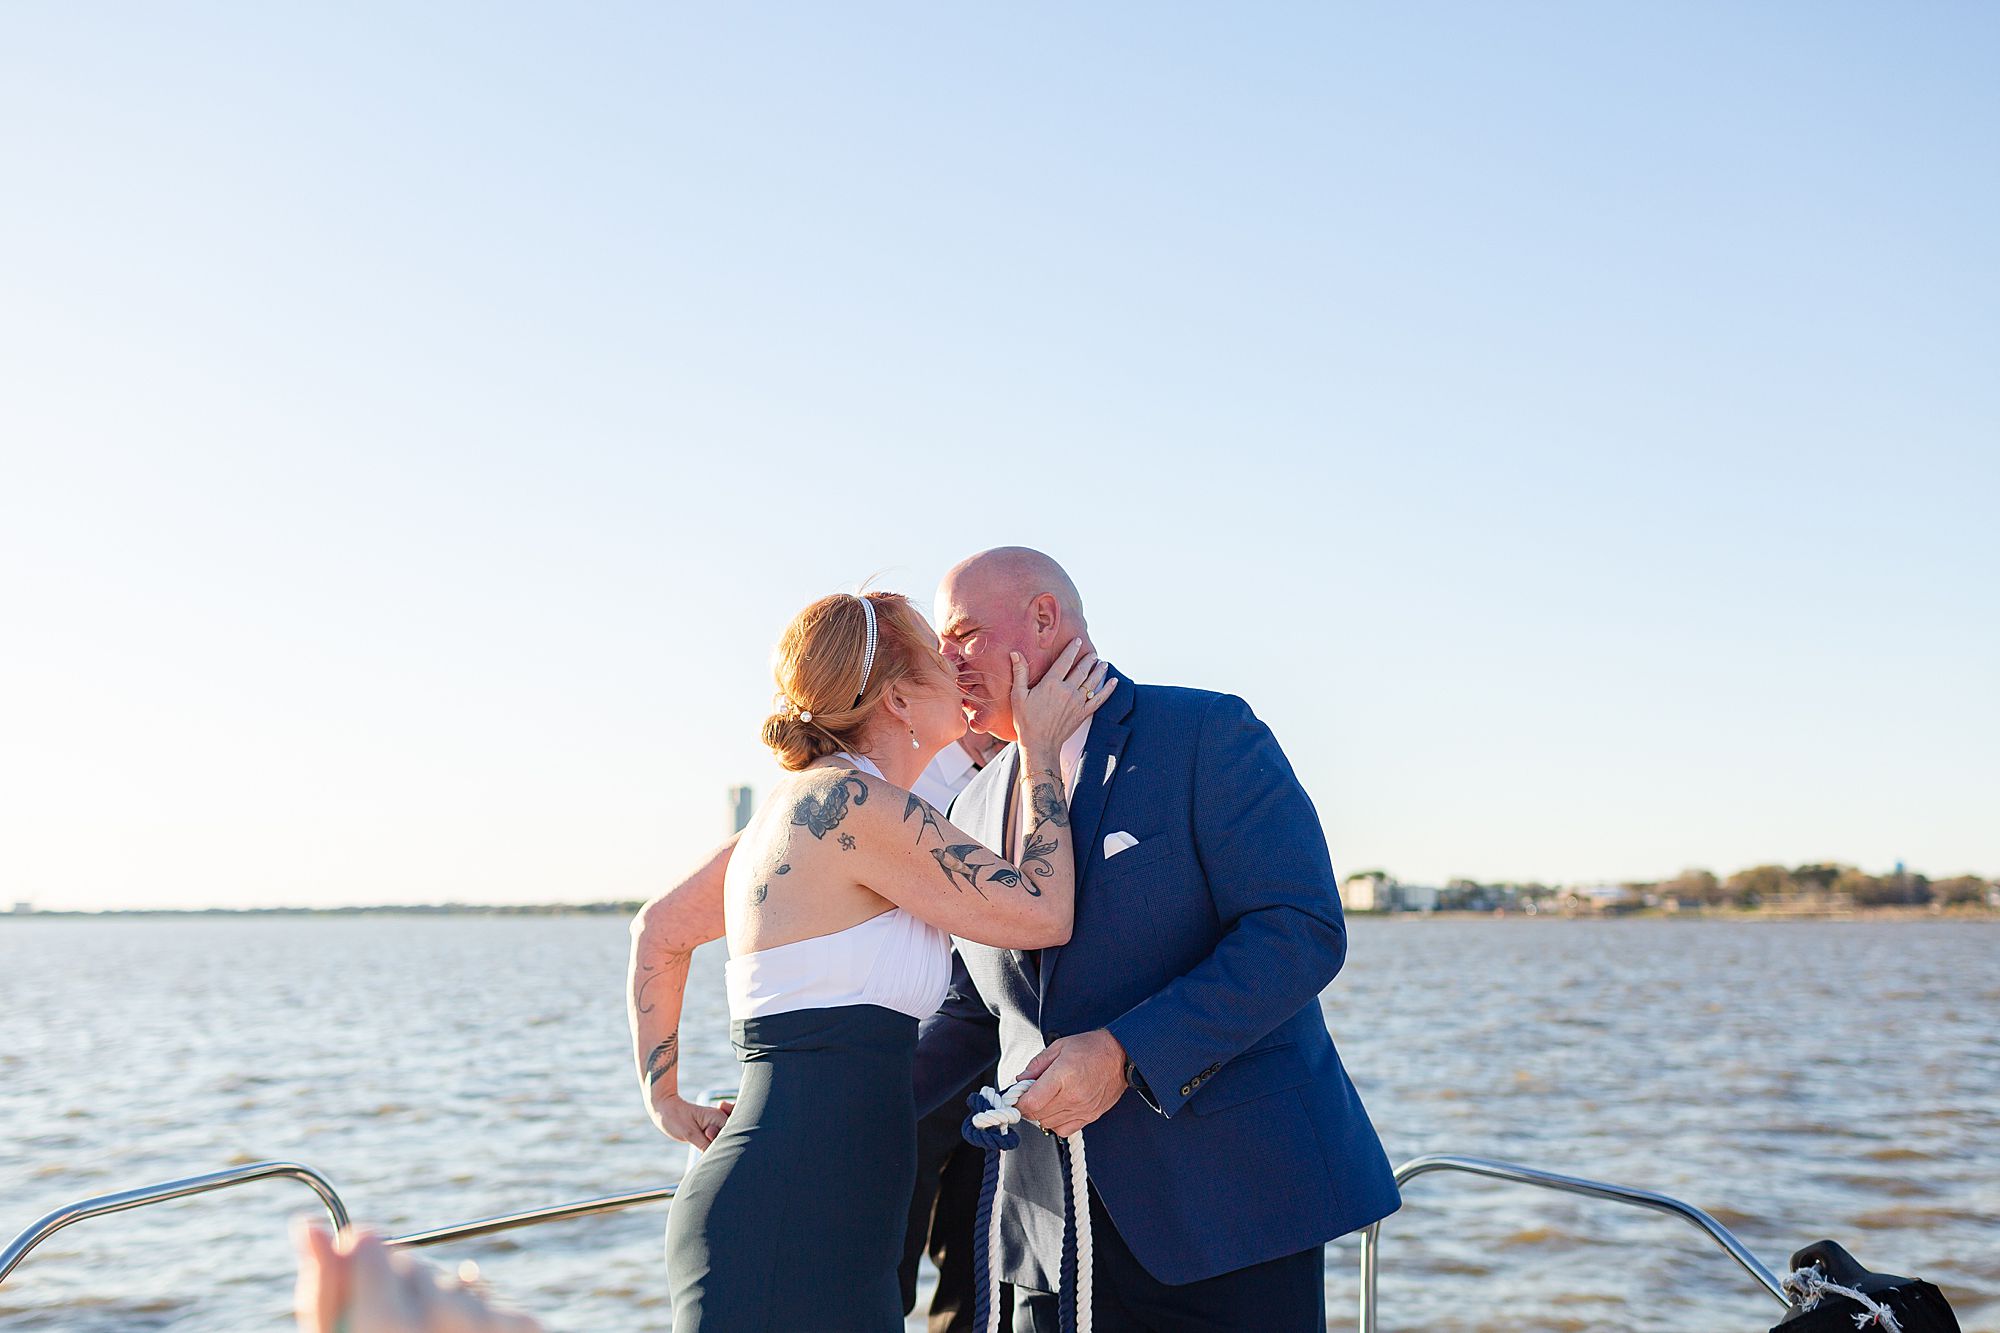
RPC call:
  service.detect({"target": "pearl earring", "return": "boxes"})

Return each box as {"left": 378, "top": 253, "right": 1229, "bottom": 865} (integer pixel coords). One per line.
{"left": 910, "top": 728, "right": 920, "bottom": 749}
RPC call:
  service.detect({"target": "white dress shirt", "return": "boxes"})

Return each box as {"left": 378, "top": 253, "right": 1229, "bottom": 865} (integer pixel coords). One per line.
{"left": 911, "top": 740, "right": 981, "bottom": 811}
{"left": 1057, "top": 718, "right": 1092, "bottom": 804}
{"left": 914, "top": 718, "right": 1091, "bottom": 815}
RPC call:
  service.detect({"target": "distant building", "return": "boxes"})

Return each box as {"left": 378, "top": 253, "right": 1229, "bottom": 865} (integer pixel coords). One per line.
{"left": 10, "top": 902, "right": 31, "bottom": 915}
{"left": 1339, "top": 873, "right": 1442, "bottom": 912}
{"left": 727, "top": 786, "right": 755, "bottom": 834}
{"left": 1392, "top": 883, "right": 1440, "bottom": 913}
{"left": 1339, "top": 871, "right": 1391, "bottom": 913}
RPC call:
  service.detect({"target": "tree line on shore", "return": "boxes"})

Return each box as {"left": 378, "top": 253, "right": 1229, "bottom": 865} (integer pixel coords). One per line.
{"left": 1637, "top": 863, "right": 1992, "bottom": 909}
{"left": 1346, "top": 863, "right": 1996, "bottom": 912}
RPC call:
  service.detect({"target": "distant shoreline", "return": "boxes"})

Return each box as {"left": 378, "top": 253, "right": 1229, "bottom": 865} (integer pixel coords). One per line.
{"left": 0, "top": 902, "right": 645, "bottom": 919}
{"left": 3, "top": 903, "right": 1992, "bottom": 921}
{"left": 1366, "top": 904, "right": 1997, "bottom": 922}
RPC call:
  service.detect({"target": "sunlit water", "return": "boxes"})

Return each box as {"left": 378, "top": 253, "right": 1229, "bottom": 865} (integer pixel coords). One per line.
{"left": 1, "top": 917, "right": 1993, "bottom": 1332}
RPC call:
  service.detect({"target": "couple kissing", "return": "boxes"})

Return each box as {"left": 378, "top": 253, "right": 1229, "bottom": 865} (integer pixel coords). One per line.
{"left": 628, "top": 546, "right": 1399, "bottom": 1333}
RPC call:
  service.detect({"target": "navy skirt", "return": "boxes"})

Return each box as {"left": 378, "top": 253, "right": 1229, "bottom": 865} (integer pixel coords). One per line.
{"left": 666, "top": 1004, "right": 919, "bottom": 1332}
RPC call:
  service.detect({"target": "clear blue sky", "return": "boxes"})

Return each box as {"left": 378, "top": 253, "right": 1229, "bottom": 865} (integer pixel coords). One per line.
{"left": 2, "top": 4, "right": 1993, "bottom": 909}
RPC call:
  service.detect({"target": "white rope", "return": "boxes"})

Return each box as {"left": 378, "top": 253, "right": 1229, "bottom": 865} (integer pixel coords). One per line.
{"left": 970, "top": 1080, "right": 1036, "bottom": 1132}
{"left": 1068, "top": 1128, "right": 1092, "bottom": 1333}
{"left": 965, "top": 1078, "right": 1092, "bottom": 1333}
{"left": 1783, "top": 1264, "right": 1904, "bottom": 1333}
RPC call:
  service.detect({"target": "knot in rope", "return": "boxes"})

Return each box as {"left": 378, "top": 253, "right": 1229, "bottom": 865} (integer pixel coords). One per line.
{"left": 1782, "top": 1264, "right": 1904, "bottom": 1333}
{"left": 961, "top": 1080, "right": 1035, "bottom": 1149}
{"left": 960, "top": 1077, "right": 1093, "bottom": 1333}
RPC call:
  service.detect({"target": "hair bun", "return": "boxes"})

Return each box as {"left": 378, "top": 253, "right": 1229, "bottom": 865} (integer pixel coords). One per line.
{"left": 761, "top": 711, "right": 843, "bottom": 772}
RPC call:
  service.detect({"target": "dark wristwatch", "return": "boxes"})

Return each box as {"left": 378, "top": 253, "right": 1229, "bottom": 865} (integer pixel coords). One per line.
{"left": 1122, "top": 1056, "right": 1150, "bottom": 1097}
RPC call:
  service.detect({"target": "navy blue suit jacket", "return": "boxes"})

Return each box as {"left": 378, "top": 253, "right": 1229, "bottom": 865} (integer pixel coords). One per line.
{"left": 913, "top": 669, "right": 1399, "bottom": 1287}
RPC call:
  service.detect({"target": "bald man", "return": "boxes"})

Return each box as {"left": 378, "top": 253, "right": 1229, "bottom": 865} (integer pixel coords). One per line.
{"left": 913, "top": 547, "right": 1398, "bottom": 1333}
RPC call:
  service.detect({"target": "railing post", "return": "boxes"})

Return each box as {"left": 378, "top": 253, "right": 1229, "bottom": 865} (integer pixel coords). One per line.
{"left": 1357, "top": 1220, "right": 1380, "bottom": 1333}
{"left": 1353, "top": 1155, "right": 1789, "bottom": 1330}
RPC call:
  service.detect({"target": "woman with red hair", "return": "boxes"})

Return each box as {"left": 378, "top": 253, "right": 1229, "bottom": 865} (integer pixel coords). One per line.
{"left": 655, "top": 591, "right": 1112, "bottom": 1332}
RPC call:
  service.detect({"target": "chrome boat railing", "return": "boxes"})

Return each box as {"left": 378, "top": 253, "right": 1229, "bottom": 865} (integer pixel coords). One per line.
{"left": 0, "top": 1161, "right": 677, "bottom": 1289}
{"left": 388, "top": 1185, "right": 676, "bottom": 1249}
{"left": 0, "top": 1160, "right": 351, "bottom": 1286}
{"left": 5, "top": 1146, "right": 1799, "bottom": 1331}
{"left": 0, "top": 1088, "right": 745, "bottom": 1288}
{"left": 1357, "top": 1153, "right": 1791, "bottom": 1333}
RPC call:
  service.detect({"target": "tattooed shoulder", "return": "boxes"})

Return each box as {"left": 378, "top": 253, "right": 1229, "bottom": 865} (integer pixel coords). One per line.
{"left": 790, "top": 770, "right": 871, "bottom": 840}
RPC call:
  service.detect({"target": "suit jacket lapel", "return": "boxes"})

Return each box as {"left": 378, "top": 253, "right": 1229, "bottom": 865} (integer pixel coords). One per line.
{"left": 1036, "top": 666, "right": 1133, "bottom": 1007}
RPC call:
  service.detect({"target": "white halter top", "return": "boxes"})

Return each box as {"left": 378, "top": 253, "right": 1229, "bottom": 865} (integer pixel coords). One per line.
{"left": 725, "top": 753, "right": 952, "bottom": 1022}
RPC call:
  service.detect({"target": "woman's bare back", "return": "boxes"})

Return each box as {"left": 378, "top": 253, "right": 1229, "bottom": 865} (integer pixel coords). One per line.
{"left": 724, "top": 767, "right": 892, "bottom": 955}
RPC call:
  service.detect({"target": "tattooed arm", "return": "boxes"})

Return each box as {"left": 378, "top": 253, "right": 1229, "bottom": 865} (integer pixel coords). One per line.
{"left": 628, "top": 834, "right": 736, "bottom": 1148}
{"left": 842, "top": 642, "right": 1114, "bottom": 948}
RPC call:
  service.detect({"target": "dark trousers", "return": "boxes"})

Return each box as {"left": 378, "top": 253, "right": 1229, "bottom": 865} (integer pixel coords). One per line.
{"left": 902, "top": 1072, "right": 1011, "bottom": 1333}
{"left": 1012, "top": 1189, "right": 1324, "bottom": 1333}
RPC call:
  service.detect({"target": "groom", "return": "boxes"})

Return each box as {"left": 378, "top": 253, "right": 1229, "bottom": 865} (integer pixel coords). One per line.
{"left": 915, "top": 547, "right": 1398, "bottom": 1333}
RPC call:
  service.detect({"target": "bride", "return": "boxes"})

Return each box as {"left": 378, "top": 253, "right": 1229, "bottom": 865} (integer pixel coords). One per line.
{"left": 653, "top": 590, "right": 1112, "bottom": 1332}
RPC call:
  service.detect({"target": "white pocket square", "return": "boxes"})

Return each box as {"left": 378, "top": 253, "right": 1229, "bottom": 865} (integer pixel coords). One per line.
{"left": 1103, "top": 831, "right": 1140, "bottom": 859}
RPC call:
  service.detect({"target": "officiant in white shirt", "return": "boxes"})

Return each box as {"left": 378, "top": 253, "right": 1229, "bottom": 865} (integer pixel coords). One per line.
{"left": 900, "top": 731, "right": 1009, "bottom": 1333}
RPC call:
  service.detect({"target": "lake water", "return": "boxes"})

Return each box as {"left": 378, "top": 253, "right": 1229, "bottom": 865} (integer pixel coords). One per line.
{"left": 1, "top": 917, "right": 1994, "bottom": 1332}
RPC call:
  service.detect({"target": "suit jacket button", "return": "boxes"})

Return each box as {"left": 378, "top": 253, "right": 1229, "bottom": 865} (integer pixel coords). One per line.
{"left": 1179, "top": 1083, "right": 1193, "bottom": 1097}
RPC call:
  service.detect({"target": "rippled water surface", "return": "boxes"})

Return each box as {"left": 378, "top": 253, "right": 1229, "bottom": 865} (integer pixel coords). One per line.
{"left": 2, "top": 917, "right": 1994, "bottom": 1331}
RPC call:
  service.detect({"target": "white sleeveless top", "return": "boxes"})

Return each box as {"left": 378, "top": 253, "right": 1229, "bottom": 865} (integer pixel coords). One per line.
{"left": 725, "top": 753, "right": 952, "bottom": 1022}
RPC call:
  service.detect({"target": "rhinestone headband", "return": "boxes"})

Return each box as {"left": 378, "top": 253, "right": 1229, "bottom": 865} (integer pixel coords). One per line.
{"left": 851, "top": 594, "right": 879, "bottom": 706}
{"left": 786, "top": 594, "right": 880, "bottom": 726}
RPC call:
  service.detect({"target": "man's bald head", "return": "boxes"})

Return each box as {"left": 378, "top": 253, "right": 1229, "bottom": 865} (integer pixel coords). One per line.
{"left": 944, "top": 546, "right": 1087, "bottom": 627}
{"left": 935, "top": 547, "right": 1094, "bottom": 741}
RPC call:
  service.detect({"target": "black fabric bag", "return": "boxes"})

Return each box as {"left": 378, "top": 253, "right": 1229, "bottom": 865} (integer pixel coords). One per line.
{"left": 1770, "top": 1241, "right": 1961, "bottom": 1333}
